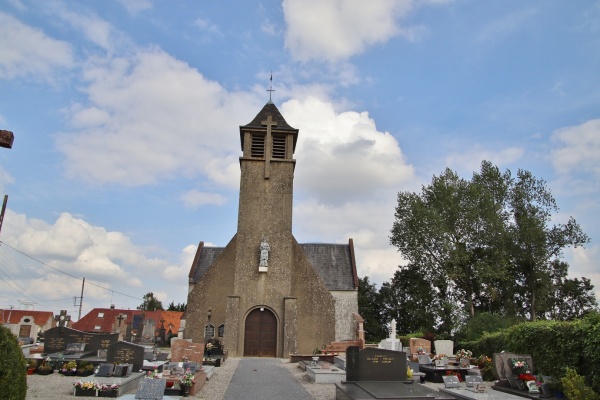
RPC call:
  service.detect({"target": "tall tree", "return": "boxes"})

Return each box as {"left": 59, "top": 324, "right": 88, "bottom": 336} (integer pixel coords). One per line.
{"left": 378, "top": 264, "right": 437, "bottom": 335}
{"left": 358, "top": 276, "right": 387, "bottom": 343}
{"left": 548, "top": 260, "right": 598, "bottom": 320}
{"left": 508, "top": 169, "right": 589, "bottom": 321}
{"left": 138, "top": 292, "right": 164, "bottom": 311}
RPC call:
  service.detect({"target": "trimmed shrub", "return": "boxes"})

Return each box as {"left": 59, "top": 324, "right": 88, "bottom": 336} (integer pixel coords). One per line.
{"left": 0, "top": 325, "right": 27, "bottom": 399}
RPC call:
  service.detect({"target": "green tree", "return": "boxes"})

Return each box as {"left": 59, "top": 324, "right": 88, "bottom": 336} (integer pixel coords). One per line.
{"left": 358, "top": 276, "right": 387, "bottom": 343}
{"left": 548, "top": 260, "right": 598, "bottom": 320}
{"left": 390, "top": 161, "right": 511, "bottom": 324}
{"left": 508, "top": 169, "right": 589, "bottom": 321}
{"left": 378, "top": 264, "right": 437, "bottom": 335}
{"left": 0, "top": 325, "right": 27, "bottom": 399}
{"left": 138, "top": 292, "right": 164, "bottom": 311}
{"left": 167, "top": 302, "right": 187, "bottom": 312}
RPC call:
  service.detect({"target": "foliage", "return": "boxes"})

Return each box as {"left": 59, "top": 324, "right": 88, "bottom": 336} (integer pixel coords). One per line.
{"left": 167, "top": 301, "right": 187, "bottom": 312}
{"left": 390, "top": 161, "right": 592, "bottom": 326}
{"left": 27, "top": 358, "right": 38, "bottom": 368}
{"left": 138, "top": 292, "right": 164, "bottom": 311}
{"left": 0, "top": 325, "right": 27, "bottom": 400}
{"left": 378, "top": 264, "right": 437, "bottom": 335}
{"left": 455, "top": 312, "right": 521, "bottom": 343}
{"left": 474, "top": 355, "right": 494, "bottom": 381}
{"left": 358, "top": 276, "right": 387, "bottom": 342}
{"left": 561, "top": 367, "right": 600, "bottom": 400}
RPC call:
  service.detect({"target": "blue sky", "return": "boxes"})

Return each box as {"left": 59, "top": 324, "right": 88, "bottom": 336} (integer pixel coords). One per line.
{"left": 0, "top": 0, "right": 598, "bottom": 320}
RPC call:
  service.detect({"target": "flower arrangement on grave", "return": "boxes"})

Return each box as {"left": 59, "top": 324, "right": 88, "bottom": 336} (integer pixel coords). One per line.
{"left": 511, "top": 360, "right": 530, "bottom": 375}
{"left": 73, "top": 381, "right": 96, "bottom": 390}
{"left": 432, "top": 353, "right": 447, "bottom": 361}
{"left": 455, "top": 349, "right": 472, "bottom": 360}
{"left": 61, "top": 361, "right": 78, "bottom": 375}
{"left": 416, "top": 347, "right": 426, "bottom": 355}
{"left": 518, "top": 373, "right": 536, "bottom": 383}
{"left": 77, "top": 361, "right": 94, "bottom": 376}
{"left": 180, "top": 369, "right": 195, "bottom": 387}
{"left": 475, "top": 355, "right": 494, "bottom": 381}
{"left": 37, "top": 359, "right": 54, "bottom": 375}
{"left": 145, "top": 367, "right": 161, "bottom": 379}
{"left": 446, "top": 370, "right": 464, "bottom": 382}
{"left": 97, "top": 383, "right": 120, "bottom": 392}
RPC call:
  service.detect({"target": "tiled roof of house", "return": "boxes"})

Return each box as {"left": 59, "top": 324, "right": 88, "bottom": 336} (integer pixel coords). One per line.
{"left": 72, "top": 308, "right": 183, "bottom": 334}
{"left": 189, "top": 239, "right": 358, "bottom": 291}
{"left": 0, "top": 309, "right": 54, "bottom": 326}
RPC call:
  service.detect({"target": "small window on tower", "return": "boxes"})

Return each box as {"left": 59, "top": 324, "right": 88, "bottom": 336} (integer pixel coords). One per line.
{"left": 272, "top": 134, "right": 286, "bottom": 159}
{"left": 205, "top": 323, "right": 215, "bottom": 338}
{"left": 218, "top": 324, "right": 225, "bottom": 337}
{"left": 251, "top": 134, "right": 265, "bottom": 158}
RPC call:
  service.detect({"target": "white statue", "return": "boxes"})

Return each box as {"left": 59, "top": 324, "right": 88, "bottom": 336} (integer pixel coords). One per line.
{"left": 259, "top": 240, "right": 270, "bottom": 268}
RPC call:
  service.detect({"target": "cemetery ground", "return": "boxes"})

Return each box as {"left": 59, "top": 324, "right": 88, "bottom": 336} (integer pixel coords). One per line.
{"left": 24, "top": 357, "right": 342, "bottom": 399}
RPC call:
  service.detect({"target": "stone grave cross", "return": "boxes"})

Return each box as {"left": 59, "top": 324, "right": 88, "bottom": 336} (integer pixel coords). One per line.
{"left": 54, "top": 310, "right": 71, "bottom": 327}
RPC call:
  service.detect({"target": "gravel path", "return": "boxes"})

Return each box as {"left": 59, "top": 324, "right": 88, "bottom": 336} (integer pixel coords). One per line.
{"left": 25, "top": 358, "right": 336, "bottom": 400}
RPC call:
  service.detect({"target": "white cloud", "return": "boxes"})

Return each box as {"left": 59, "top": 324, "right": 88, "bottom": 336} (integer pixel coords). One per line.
{"left": 0, "top": 12, "right": 74, "bottom": 81}
{"left": 181, "top": 190, "right": 227, "bottom": 209}
{"left": 445, "top": 146, "right": 524, "bottom": 174}
{"left": 56, "top": 48, "right": 259, "bottom": 187}
{"left": 118, "top": 0, "right": 152, "bottom": 15}
{"left": 551, "top": 119, "right": 600, "bottom": 177}
{"left": 283, "top": 96, "right": 415, "bottom": 204}
{"left": 282, "top": 0, "right": 413, "bottom": 62}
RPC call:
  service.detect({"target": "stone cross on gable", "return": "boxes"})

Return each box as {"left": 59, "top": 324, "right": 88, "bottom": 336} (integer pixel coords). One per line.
{"left": 261, "top": 115, "right": 278, "bottom": 179}
{"left": 54, "top": 310, "right": 71, "bottom": 327}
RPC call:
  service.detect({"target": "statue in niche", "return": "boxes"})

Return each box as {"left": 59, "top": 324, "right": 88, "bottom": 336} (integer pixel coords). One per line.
{"left": 259, "top": 239, "right": 270, "bottom": 268}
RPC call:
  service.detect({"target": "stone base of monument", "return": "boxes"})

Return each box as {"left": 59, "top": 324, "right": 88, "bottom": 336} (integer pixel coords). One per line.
{"left": 304, "top": 361, "right": 346, "bottom": 384}
{"left": 290, "top": 354, "right": 337, "bottom": 364}
{"left": 335, "top": 381, "right": 456, "bottom": 400}
{"left": 334, "top": 355, "right": 346, "bottom": 370}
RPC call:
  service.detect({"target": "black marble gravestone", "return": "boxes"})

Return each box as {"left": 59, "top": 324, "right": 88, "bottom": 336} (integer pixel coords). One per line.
{"left": 44, "top": 327, "right": 118, "bottom": 355}
{"left": 135, "top": 378, "right": 166, "bottom": 400}
{"left": 345, "top": 346, "right": 407, "bottom": 382}
{"left": 107, "top": 341, "right": 145, "bottom": 372}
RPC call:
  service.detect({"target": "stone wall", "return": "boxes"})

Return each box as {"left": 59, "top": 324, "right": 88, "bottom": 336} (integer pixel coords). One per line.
{"left": 331, "top": 290, "right": 358, "bottom": 341}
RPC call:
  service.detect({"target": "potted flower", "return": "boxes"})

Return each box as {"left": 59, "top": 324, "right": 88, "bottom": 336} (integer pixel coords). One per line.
{"left": 179, "top": 369, "right": 195, "bottom": 397}
{"left": 61, "top": 360, "right": 78, "bottom": 376}
{"left": 205, "top": 342, "right": 214, "bottom": 357}
{"left": 27, "top": 359, "right": 38, "bottom": 375}
{"left": 73, "top": 380, "right": 97, "bottom": 396}
{"left": 36, "top": 359, "right": 54, "bottom": 375}
{"left": 77, "top": 361, "right": 94, "bottom": 377}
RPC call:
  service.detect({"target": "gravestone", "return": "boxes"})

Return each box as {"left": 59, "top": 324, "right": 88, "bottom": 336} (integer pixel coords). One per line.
{"left": 171, "top": 339, "right": 204, "bottom": 364}
{"left": 107, "top": 341, "right": 145, "bottom": 372}
{"left": 346, "top": 346, "right": 407, "bottom": 382}
{"left": 96, "top": 363, "right": 114, "bottom": 377}
{"left": 492, "top": 352, "right": 533, "bottom": 381}
{"left": 434, "top": 340, "right": 453, "bottom": 357}
{"left": 43, "top": 327, "right": 118, "bottom": 355}
{"left": 135, "top": 378, "right": 166, "bottom": 400}
{"left": 65, "top": 343, "right": 86, "bottom": 354}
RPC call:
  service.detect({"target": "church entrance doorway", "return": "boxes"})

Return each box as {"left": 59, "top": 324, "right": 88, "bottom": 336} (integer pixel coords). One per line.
{"left": 243, "top": 308, "right": 277, "bottom": 357}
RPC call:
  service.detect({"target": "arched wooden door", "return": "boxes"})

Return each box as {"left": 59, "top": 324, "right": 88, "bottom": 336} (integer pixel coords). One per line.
{"left": 243, "top": 308, "right": 277, "bottom": 357}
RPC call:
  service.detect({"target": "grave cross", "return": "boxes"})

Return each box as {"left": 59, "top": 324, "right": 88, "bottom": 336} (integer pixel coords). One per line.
{"left": 54, "top": 310, "right": 71, "bottom": 327}
{"left": 117, "top": 313, "right": 125, "bottom": 327}
{"left": 261, "top": 115, "right": 278, "bottom": 179}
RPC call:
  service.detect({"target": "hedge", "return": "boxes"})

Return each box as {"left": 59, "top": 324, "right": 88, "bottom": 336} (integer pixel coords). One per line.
{"left": 0, "top": 325, "right": 27, "bottom": 399}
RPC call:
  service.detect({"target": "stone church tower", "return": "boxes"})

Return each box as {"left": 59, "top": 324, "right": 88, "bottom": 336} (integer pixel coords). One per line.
{"left": 185, "top": 101, "right": 359, "bottom": 357}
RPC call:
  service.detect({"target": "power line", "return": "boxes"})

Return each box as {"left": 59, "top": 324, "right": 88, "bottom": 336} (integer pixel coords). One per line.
{"left": 0, "top": 241, "right": 143, "bottom": 301}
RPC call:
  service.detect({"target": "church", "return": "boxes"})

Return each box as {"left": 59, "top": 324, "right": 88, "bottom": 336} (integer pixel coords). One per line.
{"left": 184, "top": 100, "right": 360, "bottom": 357}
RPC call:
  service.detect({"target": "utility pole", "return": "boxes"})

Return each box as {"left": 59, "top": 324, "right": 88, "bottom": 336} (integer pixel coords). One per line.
{"left": 0, "top": 195, "right": 7, "bottom": 238}
{"left": 0, "top": 129, "right": 13, "bottom": 239}
{"left": 73, "top": 278, "right": 85, "bottom": 320}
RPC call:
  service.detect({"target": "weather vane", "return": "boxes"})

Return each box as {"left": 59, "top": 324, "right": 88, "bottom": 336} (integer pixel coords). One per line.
{"left": 267, "top": 71, "right": 275, "bottom": 101}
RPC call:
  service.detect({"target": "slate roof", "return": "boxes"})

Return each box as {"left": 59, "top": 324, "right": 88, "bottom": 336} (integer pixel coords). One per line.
{"left": 189, "top": 241, "right": 358, "bottom": 291}
{"left": 240, "top": 101, "right": 299, "bottom": 151}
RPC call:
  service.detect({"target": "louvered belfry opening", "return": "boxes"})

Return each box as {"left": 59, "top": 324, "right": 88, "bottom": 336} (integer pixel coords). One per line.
{"left": 251, "top": 133, "right": 265, "bottom": 158}
{"left": 272, "top": 134, "right": 286, "bottom": 159}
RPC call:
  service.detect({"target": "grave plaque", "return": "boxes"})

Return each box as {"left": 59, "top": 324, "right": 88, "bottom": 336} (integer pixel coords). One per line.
{"left": 114, "top": 364, "right": 129, "bottom": 377}
{"left": 465, "top": 375, "right": 483, "bottom": 387}
{"left": 107, "top": 341, "right": 145, "bottom": 372}
{"left": 43, "top": 327, "right": 118, "bottom": 355}
{"left": 65, "top": 343, "right": 85, "bottom": 354}
{"left": 96, "top": 363, "right": 114, "bottom": 377}
{"left": 345, "top": 346, "right": 407, "bottom": 382}
{"left": 443, "top": 375, "right": 460, "bottom": 388}
{"left": 135, "top": 378, "right": 166, "bottom": 400}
